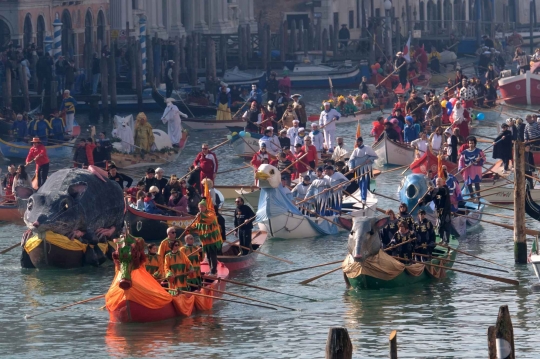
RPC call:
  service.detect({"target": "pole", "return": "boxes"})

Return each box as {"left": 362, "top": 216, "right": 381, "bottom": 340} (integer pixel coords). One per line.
{"left": 531, "top": 1, "right": 535, "bottom": 55}
{"left": 100, "top": 49, "right": 109, "bottom": 113}
{"left": 146, "top": 34, "right": 154, "bottom": 86}
{"left": 389, "top": 330, "right": 398, "bottom": 359}
{"left": 514, "top": 141, "right": 527, "bottom": 263}
{"left": 405, "top": 0, "right": 411, "bottom": 34}
{"left": 53, "top": 17, "right": 62, "bottom": 61}
{"left": 139, "top": 16, "right": 147, "bottom": 85}
{"left": 325, "top": 327, "right": 353, "bottom": 359}
{"left": 386, "top": 7, "right": 392, "bottom": 59}
{"left": 110, "top": 40, "right": 117, "bottom": 112}
{"left": 494, "top": 305, "right": 515, "bottom": 359}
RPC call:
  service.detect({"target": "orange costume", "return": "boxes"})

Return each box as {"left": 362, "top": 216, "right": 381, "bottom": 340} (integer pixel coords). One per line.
{"left": 164, "top": 250, "right": 193, "bottom": 292}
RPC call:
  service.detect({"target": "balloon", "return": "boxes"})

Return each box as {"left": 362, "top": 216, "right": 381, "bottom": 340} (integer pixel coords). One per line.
{"left": 477, "top": 113, "right": 485, "bottom": 120}
{"left": 226, "top": 134, "right": 233, "bottom": 140}
{"left": 378, "top": 68, "right": 384, "bottom": 74}
{"left": 231, "top": 132, "right": 238, "bottom": 136}
{"left": 449, "top": 98, "right": 458, "bottom": 106}
{"left": 239, "top": 131, "right": 246, "bottom": 137}
{"left": 371, "top": 64, "right": 376, "bottom": 70}
{"left": 470, "top": 113, "right": 476, "bottom": 120}
{"left": 447, "top": 108, "right": 453, "bottom": 116}
{"left": 244, "top": 132, "right": 251, "bottom": 138}
{"left": 375, "top": 63, "right": 381, "bottom": 69}
{"left": 441, "top": 100, "right": 447, "bottom": 108}
{"left": 446, "top": 102, "right": 453, "bottom": 111}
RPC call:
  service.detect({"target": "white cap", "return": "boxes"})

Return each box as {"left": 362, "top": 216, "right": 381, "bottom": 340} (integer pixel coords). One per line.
{"left": 311, "top": 123, "right": 319, "bottom": 128}
{"left": 323, "top": 102, "right": 331, "bottom": 106}
{"left": 292, "top": 119, "right": 299, "bottom": 124}
{"left": 266, "top": 126, "right": 274, "bottom": 130}
{"left": 298, "top": 127, "right": 305, "bottom": 132}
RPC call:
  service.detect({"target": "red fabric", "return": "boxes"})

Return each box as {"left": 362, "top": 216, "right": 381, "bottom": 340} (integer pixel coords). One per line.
{"left": 417, "top": 49, "right": 428, "bottom": 72}
{"left": 193, "top": 151, "right": 218, "bottom": 176}
{"left": 303, "top": 145, "right": 317, "bottom": 163}
{"left": 295, "top": 149, "right": 309, "bottom": 172}
{"left": 86, "top": 143, "right": 96, "bottom": 166}
{"left": 26, "top": 144, "right": 50, "bottom": 166}
{"left": 125, "top": 187, "right": 138, "bottom": 202}
{"left": 458, "top": 143, "right": 469, "bottom": 156}
{"left": 250, "top": 151, "right": 267, "bottom": 168}
{"left": 371, "top": 122, "right": 384, "bottom": 139}
{"left": 463, "top": 100, "right": 474, "bottom": 109}
{"left": 392, "top": 102, "right": 406, "bottom": 116}
{"left": 278, "top": 77, "right": 291, "bottom": 97}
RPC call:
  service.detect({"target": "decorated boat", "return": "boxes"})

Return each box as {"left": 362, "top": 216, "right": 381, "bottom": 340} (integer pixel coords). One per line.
{"left": 410, "top": 150, "right": 457, "bottom": 176}
{"left": 111, "top": 130, "right": 188, "bottom": 169}
{"left": 218, "top": 231, "right": 267, "bottom": 271}
{"left": 227, "top": 127, "right": 261, "bottom": 158}
{"left": 498, "top": 70, "right": 540, "bottom": 106}
{"left": 0, "top": 137, "right": 76, "bottom": 159}
{"left": 277, "top": 63, "right": 361, "bottom": 88}
{"left": 342, "top": 216, "right": 458, "bottom": 290}
{"left": 393, "top": 72, "right": 432, "bottom": 96}
{"left": 106, "top": 234, "right": 228, "bottom": 323}
{"left": 306, "top": 105, "right": 384, "bottom": 124}
{"left": 125, "top": 204, "right": 195, "bottom": 242}
{"left": 373, "top": 133, "right": 416, "bottom": 166}
{"left": 0, "top": 203, "right": 24, "bottom": 224}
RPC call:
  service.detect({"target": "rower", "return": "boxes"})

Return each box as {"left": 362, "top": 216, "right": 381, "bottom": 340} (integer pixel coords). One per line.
{"left": 415, "top": 209, "right": 436, "bottom": 261}
{"left": 163, "top": 239, "right": 193, "bottom": 294}
{"left": 309, "top": 123, "right": 325, "bottom": 156}
{"left": 397, "top": 203, "right": 415, "bottom": 231}
{"left": 332, "top": 137, "right": 348, "bottom": 162}
{"left": 278, "top": 129, "right": 291, "bottom": 149}
{"left": 145, "top": 243, "right": 161, "bottom": 279}
{"left": 181, "top": 234, "right": 202, "bottom": 290}
{"left": 234, "top": 197, "right": 256, "bottom": 256}
{"left": 287, "top": 119, "right": 300, "bottom": 153}
{"left": 324, "top": 165, "right": 348, "bottom": 212}
{"left": 158, "top": 227, "right": 178, "bottom": 272}
{"left": 389, "top": 220, "right": 417, "bottom": 261}
{"left": 189, "top": 199, "right": 222, "bottom": 276}
{"left": 304, "top": 167, "right": 331, "bottom": 215}
{"left": 292, "top": 175, "right": 311, "bottom": 202}
{"left": 380, "top": 209, "right": 398, "bottom": 249}
{"left": 348, "top": 137, "right": 378, "bottom": 205}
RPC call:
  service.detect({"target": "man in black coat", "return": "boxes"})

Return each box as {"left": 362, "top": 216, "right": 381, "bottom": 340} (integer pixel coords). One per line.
{"left": 234, "top": 197, "right": 256, "bottom": 255}
{"left": 266, "top": 72, "right": 279, "bottom": 102}
{"left": 395, "top": 52, "right": 408, "bottom": 89}
{"left": 140, "top": 167, "right": 159, "bottom": 192}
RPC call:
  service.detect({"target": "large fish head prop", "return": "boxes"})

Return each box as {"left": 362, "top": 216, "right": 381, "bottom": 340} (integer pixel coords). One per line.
{"left": 398, "top": 174, "right": 431, "bottom": 215}
{"left": 255, "top": 164, "right": 281, "bottom": 189}
{"left": 347, "top": 215, "right": 388, "bottom": 262}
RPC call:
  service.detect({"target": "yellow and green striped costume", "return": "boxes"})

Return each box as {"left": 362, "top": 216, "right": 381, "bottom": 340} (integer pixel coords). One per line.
{"left": 193, "top": 210, "right": 223, "bottom": 253}
{"left": 181, "top": 244, "right": 202, "bottom": 287}
{"left": 164, "top": 250, "right": 192, "bottom": 293}
{"left": 145, "top": 253, "right": 161, "bottom": 279}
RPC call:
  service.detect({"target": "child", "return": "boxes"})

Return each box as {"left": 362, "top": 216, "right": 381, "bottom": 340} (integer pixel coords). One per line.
{"left": 181, "top": 234, "right": 203, "bottom": 291}
{"left": 145, "top": 243, "right": 161, "bottom": 278}
{"left": 85, "top": 137, "right": 96, "bottom": 166}
{"left": 136, "top": 190, "right": 145, "bottom": 210}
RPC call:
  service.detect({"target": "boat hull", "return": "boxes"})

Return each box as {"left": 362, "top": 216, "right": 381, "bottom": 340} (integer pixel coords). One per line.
{"left": 498, "top": 71, "right": 540, "bottom": 105}
{"left": 230, "top": 135, "right": 260, "bottom": 157}
{"left": 0, "top": 204, "right": 24, "bottom": 224}
{"left": 0, "top": 138, "right": 75, "bottom": 159}
{"left": 286, "top": 67, "right": 361, "bottom": 88}
{"left": 183, "top": 118, "right": 247, "bottom": 131}
{"left": 373, "top": 134, "right": 416, "bottom": 166}
{"left": 125, "top": 205, "right": 195, "bottom": 242}
{"left": 307, "top": 106, "right": 384, "bottom": 124}
{"left": 235, "top": 188, "right": 261, "bottom": 208}
{"left": 218, "top": 231, "right": 267, "bottom": 271}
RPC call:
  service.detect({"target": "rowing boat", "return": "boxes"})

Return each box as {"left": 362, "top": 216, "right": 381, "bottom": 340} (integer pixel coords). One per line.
{"left": 125, "top": 204, "right": 195, "bottom": 242}
{"left": 0, "top": 137, "right": 76, "bottom": 159}
{"left": 373, "top": 133, "right": 416, "bottom": 166}
{"left": 0, "top": 202, "right": 24, "bottom": 224}
{"left": 219, "top": 231, "right": 268, "bottom": 271}
{"left": 307, "top": 105, "right": 384, "bottom": 124}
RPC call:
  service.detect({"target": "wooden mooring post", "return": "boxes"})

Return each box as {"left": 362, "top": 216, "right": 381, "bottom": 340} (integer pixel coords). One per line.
{"left": 19, "top": 62, "right": 30, "bottom": 111}
{"left": 109, "top": 40, "right": 117, "bottom": 112}
{"left": 173, "top": 36, "right": 180, "bottom": 90}
{"left": 147, "top": 35, "right": 154, "bottom": 86}
{"left": 514, "top": 141, "right": 527, "bottom": 263}
{"left": 100, "top": 50, "right": 109, "bottom": 114}
{"left": 487, "top": 305, "right": 515, "bottom": 359}
{"left": 389, "top": 330, "right": 398, "bottom": 358}
{"left": 325, "top": 327, "right": 352, "bottom": 359}
{"left": 4, "top": 66, "right": 11, "bottom": 109}
{"left": 135, "top": 41, "right": 143, "bottom": 111}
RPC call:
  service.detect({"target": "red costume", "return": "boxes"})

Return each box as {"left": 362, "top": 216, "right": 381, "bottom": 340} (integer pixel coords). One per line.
{"left": 392, "top": 101, "right": 406, "bottom": 116}
{"left": 370, "top": 121, "right": 385, "bottom": 139}
{"left": 85, "top": 143, "right": 96, "bottom": 166}
{"left": 295, "top": 148, "right": 309, "bottom": 173}
{"left": 451, "top": 109, "right": 471, "bottom": 139}
{"left": 193, "top": 151, "right": 218, "bottom": 189}
{"left": 416, "top": 47, "right": 428, "bottom": 72}
{"left": 251, "top": 150, "right": 269, "bottom": 169}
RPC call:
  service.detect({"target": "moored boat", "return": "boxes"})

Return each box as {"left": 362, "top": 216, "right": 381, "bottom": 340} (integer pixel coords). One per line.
{"left": 0, "top": 137, "right": 76, "bottom": 159}
{"left": 373, "top": 133, "right": 416, "bottom": 166}
{"left": 125, "top": 204, "right": 195, "bottom": 242}
{"left": 0, "top": 203, "right": 24, "bottom": 224}
{"left": 306, "top": 105, "right": 384, "bottom": 124}
{"left": 277, "top": 63, "right": 361, "bottom": 88}
{"left": 218, "top": 231, "right": 267, "bottom": 271}
{"left": 228, "top": 130, "right": 261, "bottom": 158}
{"left": 498, "top": 70, "right": 540, "bottom": 106}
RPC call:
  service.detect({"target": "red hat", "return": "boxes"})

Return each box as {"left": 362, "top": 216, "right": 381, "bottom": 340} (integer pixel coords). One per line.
{"left": 30, "top": 137, "right": 41, "bottom": 143}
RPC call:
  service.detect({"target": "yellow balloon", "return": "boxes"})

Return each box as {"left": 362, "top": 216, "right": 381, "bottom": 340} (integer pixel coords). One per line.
{"left": 231, "top": 132, "right": 238, "bottom": 136}
{"left": 441, "top": 100, "right": 447, "bottom": 108}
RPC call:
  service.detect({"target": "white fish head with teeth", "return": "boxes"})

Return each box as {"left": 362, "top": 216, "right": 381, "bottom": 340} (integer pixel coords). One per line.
{"left": 255, "top": 164, "right": 282, "bottom": 189}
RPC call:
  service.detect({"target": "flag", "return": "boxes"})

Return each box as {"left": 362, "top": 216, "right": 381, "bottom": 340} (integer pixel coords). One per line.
{"left": 528, "top": 236, "right": 539, "bottom": 263}
{"left": 437, "top": 153, "right": 444, "bottom": 179}
{"left": 403, "top": 35, "right": 411, "bottom": 62}
{"left": 203, "top": 178, "right": 215, "bottom": 213}
{"left": 354, "top": 120, "right": 362, "bottom": 148}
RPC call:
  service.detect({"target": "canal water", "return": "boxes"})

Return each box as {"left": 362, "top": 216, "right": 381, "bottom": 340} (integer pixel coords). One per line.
{"left": 0, "top": 86, "right": 539, "bottom": 358}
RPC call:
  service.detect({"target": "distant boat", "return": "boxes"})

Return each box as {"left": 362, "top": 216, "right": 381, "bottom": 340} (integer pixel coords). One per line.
{"left": 372, "top": 133, "right": 416, "bottom": 166}
{"left": 0, "top": 137, "right": 76, "bottom": 159}
{"left": 276, "top": 63, "right": 361, "bottom": 88}
{"left": 306, "top": 105, "right": 384, "bottom": 124}
{"left": 498, "top": 70, "right": 540, "bottom": 106}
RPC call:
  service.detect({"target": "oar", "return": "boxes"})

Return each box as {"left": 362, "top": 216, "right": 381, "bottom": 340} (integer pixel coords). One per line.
{"left": 267, "top": 260, "right": 343, "bottom": 278}
{"left": 209, "top": 138, "right": 232, "bottom": 152}
{"left": 412, "top": 253, "right": 509, "bottom": 273}
{"left": 377, "top": 164, "right": 409, "bottom": 175}
{"left": 281, "top": 153, "right": 308, "bottom": 173}
{"left": 383, "top": 238, "right": 417, "bottom": 253}
{"left": 438, "top": 242, "right": 512, "bottom": 270}
{"left": 187, "top": 283, "right": 297, "bottom": 311}
{"left": 25, "top": 294, "right": 105, "bottom": 319}
{"left": 393, "top": 257, "right": 519, "bottom": 286}
{"left": 224, "top": 240, "right": 293, "bottom": 264}
{"left": 376, "top": 61, "right": 407, "bottom": 88}
{"left": 216, "top": 164, "right": 251, "bottom": 175}
{"left": 0, "top": 242, "right": 20, "bottom": 255}
{"left": 224, "top": 216, "right": 257, "bottom": 236}
{"left": 173, "top": 288, "right": 277, "bottom": 310}
{"left": 298, "top": 266, "right": 342, "bottom": 285}
{"left": 297, "top": 205, "right": 348, "bottom": 230}
{"left": 202, "top": 275, "right": 316, "bottom": 301}
{"left": 155, "top": 203, "right": 190, "bottom": 216}
{"left": 232, "top": 98, "right": 251, "bottom": 118}
{"left": 453, "top": 212, "right": 540, "bottom": 236}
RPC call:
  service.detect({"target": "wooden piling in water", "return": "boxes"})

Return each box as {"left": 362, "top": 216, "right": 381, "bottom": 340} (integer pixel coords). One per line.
{"left": 100, "top": 49, "right": 109, "bottom": 113}
{"left": 280, "top": 21, "right": 287, "bottom": 62}
{"left": 329, "top": 25, "right": 335, "bottom": 57}
{"left": 325, "top": 327, "right": 353, "bottom": 359}
{"left": 246, "top": 24, "right": 252, "bottom": 61}
{"left": 31, "top": 52, "right": 38, "bottom": 94}
{"left": 265, "top": 24, "right": 271, "bottom": 65}
{"left": 238, "top": 25, "right": 244, "bottom": 68}
{"left": 308, "top": 21, "right": 314, "bottom": 52}
{"left": 261, "top": 25, "right": 268, "bottom": 71}
{"left": 206, "top": 38, "right": 217, "bottom": 82}
{"left": 487, "top": 326, "right": 496, "bottom": 359}
{"left": 191, "top": 33, "right": 199, "bottom": 85}
{"left": 135, "top": 41, "right": 143, "bottom": 111}
{"left": 173, "top": 36, "right": 180, "bottom": 90}
{"left": 50, "top": 81, "right": 58, "bottom": 110}
{"left": 494, "top": 305, "right": 515, "bottom": 359}
{"left": 109, "top": 40, "right": 117, "bottom": 112}
{"left": 19, "top": 62, "right": 30, "bottom": 111}
{"left": 290, "top": 20, "right": 297, "bottom": 56}
{"left": 180, "top": 35, "right": 186, "bottom": 74}
{"left": 147, "top": 35, "right": 154, "bottom": 86}
{"left": 389, "top": 330, "right": 397, "bottom": 359}
{"left": 514, "top": 141, "right": 527, "bottom": 263}
{"left": 4, "top": 64, "right": 11, "bottom": 109}
{"left": 316, "top": 20, "right": 322, "bottom": 51}
{"left": 220, "top": 34, "right": 228, "bottom": 71}
{"left": 322, "top": 29, "right": 328, "bottom": 63}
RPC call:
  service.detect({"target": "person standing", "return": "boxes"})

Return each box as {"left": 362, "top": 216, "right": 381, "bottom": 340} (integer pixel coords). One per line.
{"left": 309, "top": 123, "right": 325, "bottom": 154}
{"left": 108, "top": 165, "right": 133, "bottom": 189}
{"left": 10, "top": 114, "right": 27, "bottom": 141}
{"left": 248, "top": 83, "right": 263, "bottom": 105}
{"left": 348, "top": 137, "right": 378, "bottom": 204}
{"left": 332, "top": 137, "right": 348, "bottom": 162}
{"left": 492, "top": 123, "right": 513, "bottom": 173}
{"left": 338, "top": 24, "right": 350, "bottom": 49}
{"left": 458, "top": 136, "right": 486, "bottom": 199}
{"left": 278, "top": 71, "right": 291, "bottom": 97}
{"left": 91, "top": 52, "right": 100, "bottom": 94}
{"left": 55, "top": 56, "right": 66, "bottom": 94}
{"left": 415, "top": 209, "right": 436, "bottom": 260}
{"left": 291, "top": 94, "right": 307, "bottom": 127}
{"left": 134, "top": 112, "right": 155, "bottom": 154}
{"left": 395, "top": 52, "right": 408, "bottom": 90}
{"left": 59, "top": 90, "right": 77, "bottom": 135}
{"left": 242, "top": 101, "right": 261, "bottom": 132}
{"left": 161, "top": 98, "right": 186, "bottom": 145}
{"left": 73, "top": 139, "right": 88, "bottom": 168}
{"left": 49, "top": 110, "right": 65, "bottom": 141}
{"left": 163, "top": 239, "right": 193, "bottom": 293}
{"left": 319, "top": 102, "right": 340, "bottom": 152}
{"left": 234, "top": 197, "right": 256, "bottom": 255}
{"left": 1, "top": 165, "right": 16, "bottom": 202}
{"left": 215, "top": 84, "right": 232, "bottom": 121}
{"left": 266, "top": 72, "right": 279, "bottom": 102}
{"left": 158, "top": 226, "right": 179, "bottom": 265}
{"left": 445, "top": 127, "right": 459, "bottom": 163}
{"left": 193, "top": 143, "right": 218, "bottom": 191}
{"left": 418, "top": 177, "right": 459, "bottom": 242}
{"left": 34, "top": 113, "right": 51, "bottom": 145}
{"left": 181, "top": 234, "right": 203, "bottom": 289}
{"left": 165, "top": 60, "right": 174, "bottom": 98}
{"left": 25, "top": 137, "right": 50, "bottom": 188}
{"left": 188, "top": 199, "right": 222, "bottom": 275}
{"left": 140, "top": 168, "right": 159, "bottom": 192}
{"left": 65, "top": 60, "right": 76, "bottom": 92}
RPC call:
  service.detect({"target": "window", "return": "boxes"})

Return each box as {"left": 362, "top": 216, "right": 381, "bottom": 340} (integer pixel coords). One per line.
{"left": 333, "top": 12, "right": 339, "bottom": 28}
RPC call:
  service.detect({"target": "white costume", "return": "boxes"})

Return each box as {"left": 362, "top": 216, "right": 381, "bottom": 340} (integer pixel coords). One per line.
{"left": 319, "top": 108, "right": 341, "bottom": 150}
{"left": 430, "top": 133, "right": 443, "bottom": 152}
{"left": 348, "top": 144, "right": 378, "bottom": 202}
{"left": 258, "top": 135, "right": 281, "bottom": 156}
{"left": 294, "top": 134, "right": 305, "bottom": 148}
{"left": 310, "top": 128, "right": 325, "bottom": 152}
{"left": 410, "top": 138, "right": 428, "bottom": 156}
{"left": 161, "top": 100, "right": 187, "bottom": 145}
{"left": 332, "top": 144, "right": 348, "bottom": 162}
{"left": 112, "top": 115, "right": 135, "bottom": 153}
{"left": 287, "top": 123, "right": 300, "bottom": 153}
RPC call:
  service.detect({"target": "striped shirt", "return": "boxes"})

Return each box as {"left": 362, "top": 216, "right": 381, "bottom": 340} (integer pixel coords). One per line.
{"left": 524, "top": 121, "right": 540, "bottom": 141}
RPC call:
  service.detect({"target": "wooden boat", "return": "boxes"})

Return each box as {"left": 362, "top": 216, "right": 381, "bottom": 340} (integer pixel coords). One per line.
{"left": 525, "top": 185, "right": 540, "bottom": 221}
{"left": 373, "top": 133, "right": 416, "bottom": 166}
{"left": 111, "top": 130, "right": 188, "bottom": 169}
{"left": 277, "top": 63, "right": 361, "bottom": 88}
{"left": 0, "top": 137, "right": 76, "bottom": 159}
{"left": 229, "top": 131, "right": 261, "bottom": 158}
{"left": 151, "top": 86, "right": 219, "bottom": 116}
{"left": 409, "top": 150, "right": 457, "bottom": 175}
{"left": 343, "top": 235, "right": 458, "bottom": 290}
{"left": 107, "top": 241, "right": 229, "bottom": 324}
{"left": 218, "top": 231, "right": 267, "bottom": 271}
{"left": 306, "top": 105, "right": 384, "bottom": 124}
{"left": 0, "top": 203, "right": 24, "bottom": 224}
{"left": 125, "top": 204, "right": 195, "bottom": 242}
{"left": 498, "top": 70, "right": 540, "bottom": 106}
{"left": 182, "top": 117, "right": 247, "bottom": 131}
{"left": 215, "top": 185, "right": 258, "bottom": 199}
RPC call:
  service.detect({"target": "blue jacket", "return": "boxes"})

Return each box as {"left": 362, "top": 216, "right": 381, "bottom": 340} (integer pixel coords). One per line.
{"left": 49, "top": 117, "right": 65, "bottom": 135}
{"left": 60, "top": 96, "right": 77, "bottom": 114}
{"left": 403, "top": 124, "right": 419, "bottom": 143}
{"left": 34, "top": 119, "right": 51, "bottom": 137}
{"left": 11, "top": 119, "right": 27, "bottom": 138}
{"left": 249, "top": 89, "right": 263, "bottom": 104}
{"left": 144, "top": 198, "right": 163, "bottom": 214}
{"left": 27, "top": 119, "right": 37, "bottom": 137}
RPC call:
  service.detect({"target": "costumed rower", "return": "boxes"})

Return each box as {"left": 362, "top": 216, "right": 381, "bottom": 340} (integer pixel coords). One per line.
{"left": 163, "top": 239, "right": 194, "bottom": 293}
{"left": 216, "top": 83, "right": 232, "bottom": 121}
{"left": 145, "top": 243, "right": 162, "bottom": 279}
{"left": 319, "top": 102, "right": 341, "bottom": 152}
{"left": 348, "top": 137, "right": 378, "bottom": 204}
{"left": 396, "top": 203, "right": 415, "bottom": 230}
{"left": 415, "top": 209, "right": 436, "bottom": 260}
{"left": 193, "top": 143, "right": 219, "bottom": 192}
{"left": 181, "top": 234, "right": 203, "bottom": 289}
{"left": 188, "top": 198, "right": 222, "bottom": 276}
{"left": 161, "top": 98, "right": 187, "bottom": 146}
{"left": 157, "top": 227, "right": 179, "bottom": 273}
{"left": 380, "top": 209, "right": 399, "bottom": 248}
{"left": 309, "top": 123, "right": 325, "bottom": 155}
{"left": 287, "top": 119, "right": 300, "bottom": 153}
{"left": 242, "top": 101, "right": 262, "bottom": 132}
{"left": 234, "top": 197, "right": 256, "bottom": 256}
{"left": 59, "top": 90, "right": 77, "bottom": 135}
{"left": 458, "top": 136, "right": 486, "bottom": 199}
{"left": 25, "top": 137, "right": 50, "bottom": 188}
{"left": 389, "top": 220, "right": 417, "bottom": 261}
{"left": 323, "top": 165, "right": 348, "bottom": 212}
{"left": 433, "top": 165, "right": 463, "bottom": 213}
{"left": 49, "top": 110, "right": 65, "bottom": 141}
{"left": 332, "top": 137, "right": 348, "bottom": 162}
{"left": 258, "top": 128, "right": 281, "bottom": 157}
{"left": 134, "top": 112, "right": 155, "bottom": 154}
{"left": 303, "top": 167, "right": 331, "bottom": 215}
{"left": 10, "top": 114, "right": 27, "bottom": 141}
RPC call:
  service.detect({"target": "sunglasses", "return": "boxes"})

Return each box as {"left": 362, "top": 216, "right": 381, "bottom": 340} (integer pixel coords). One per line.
{"left": 170, "top": 231, "right": 176, "bottom": 234}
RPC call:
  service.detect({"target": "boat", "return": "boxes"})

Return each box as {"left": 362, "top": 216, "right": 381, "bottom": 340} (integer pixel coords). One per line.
{"left": 276, "top": 63, "right": 361, "bottom": 88}
{"left": 306, "top": 105, "right": 384, "bottom": 124}
{"left": 0, "top": 203, "right": 24, "bottom": 224}
{"left": 125, "top": 204, "right": 195, "bottom": 242}
{"left": 342, "top": 216, "right": 459, "bottom": 290}
{"left": 372, "top": 133, "right": 416, "bottom": 166}
{"left": 106, "top": 235, "right": 229, "bottom": 323}
{"left": 227, "top": 128, "right": 262, "bottom": 158}
{"left": 410, "top": 150, "right": 458, "bottom": 176}
{"left": 393, "top": 72, "right": 432, "bottom": 96}
{"left": 111, "top": 130, "right": 188, "bottom": 169}
{"left": 182, "top": 117, "right": 247, "bottom": 131}
{"left": 498, "top": 70, "right": 540, "bottom": 105}
{"left": 220, "top": 67, "right": 266, "bottom": 88}
{"left": 0, "top": 137, "right": 76, "bottom": 159}
{"left": 236, "top": 187, "right": 261, "bottom": 208}
{"left": 218, "top": 231, "right": 267, "bottom": 271}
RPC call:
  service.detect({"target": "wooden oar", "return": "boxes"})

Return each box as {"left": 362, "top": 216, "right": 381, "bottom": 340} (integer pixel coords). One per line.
{"left": 224, "top": 216, "right": 257, "bottom": 236}
{"left": 455, "top": 212, "right": 540, "bottom": 236}
{"left": 438, "top": 242, "right": 512, "bottom": 270}
{"left": 202, "top": 275, "right": 316, "bottom": 301}
{"left": 412, "top": 253, "right": 509, "bottom": 273}
{"left": 224, "top": 240, "right": 293, "bottom": 264}
{"left": 282, "top": 153, "right": 308, "bottom": 173}
{"left": 376, "top": 61, "right": 407, "bottom": 88}
{"left": 216, "top": 164, "right": 251, "bottom": 175}
{"left": 298, "top": 266, "right": 342, "bottom": 285}
{"left": 209, "top": 138, "right": 232, "bottom": 152}
{"left": 174, "top": 288, "right": 278, "bottom": 310}
{"left": 155, "top": 203, "right": 190, "bottom": 216}
{"left": 267, "top": 260, "right": 343, "bottom": 278}
{"left": 25, "top": 294, "right": 105, "bottom": 319}
{"left": 393, "top": 257, "right": 519, "bottom": 286}
{"left": 297, "top": 206, "right": 348, "bottom": 231}
{"left": 0, "top": 242, "right": 20, "bottom": 255}
{"left": 377, "top": 164, "right": 409, "bottom": 175}
{"left": 187, "top": 283, "right": 297, "bottom": 311}
{"left": 383, "top": 238, "right": 417, "bottom": 253}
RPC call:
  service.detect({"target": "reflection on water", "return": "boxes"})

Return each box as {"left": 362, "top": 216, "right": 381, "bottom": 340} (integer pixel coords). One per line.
{"left": 0, "top": 90, "right": 540, "bottom": 358}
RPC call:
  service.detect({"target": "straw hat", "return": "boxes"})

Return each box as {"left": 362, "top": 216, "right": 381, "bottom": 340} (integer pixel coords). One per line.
{"left": 30, "top": 137, "right": 41, "bottom": 143}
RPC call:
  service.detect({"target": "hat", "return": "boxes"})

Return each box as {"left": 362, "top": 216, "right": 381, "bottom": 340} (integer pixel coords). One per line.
{"left": 149, "top": 186, "right": 159, "bottom": 193}
{"left": 260, "top": 143, "right": 267, "bottom": 148}
{"left": 298, "top": 127, "right": 305, "bottom": 132}
{"left": 323, "top": 102, "right": 331, "bottom": 106}
{"left": 356, "top": 137, "right": 363, "bottom": 142}
{"left": 316, "top": 166, "right": 323, "bottom": 172}
{"left": 30, "top": 137, "right": 41, "bottom": 143}
{"left": 280, "top": 129, "right": 287, "bottom": 133}
{"left": 266, "top": 126, "right": 274, "bottom": 131}
{"left": 292, "top": 119, "right": 299, "bottom": 124}
{"left": 303, "top": 175, "right": 311, "bottom": 181}
{"left": 291, "top": 94, "right": 302, "bottom": 98}
{"left": 405, "top": 116, "right": 413, "bottom": 123}
{"left": 108, "top": 164, "right": 117, "bottom": 170}
{"left": 294, "top": 143, "right": 302, "bottom": 147}
{"left": 324, "top": 165, "right": 334, "bottom": 171}
{"left": 199, "top": 198, "right": 207, "bottom": 206}
{"left": 311, "top": 123, "right": 319, "bottom": 128}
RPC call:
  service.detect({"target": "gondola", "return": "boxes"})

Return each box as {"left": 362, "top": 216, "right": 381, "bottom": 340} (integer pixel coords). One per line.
{"left": 125, "top": 204, "right": 195, "bottom": 242}
{"left": 218, "top": 231, "right": 268, "bottom": 271}
{"left": 525, "top": 184, "right": 540, "bottom": 221}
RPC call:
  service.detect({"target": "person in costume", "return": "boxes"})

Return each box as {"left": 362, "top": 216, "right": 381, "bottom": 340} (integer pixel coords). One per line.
{"left": 348, "top": 137, "right": 378, "bottom": 204}
{"left": 323, "top": 165, "right": 348, "bottom": 212}
{"left": 380, "top": 209, "right": 398, "bottom": 248}
{"left": 304, "top": 167, "right": 331, "bottom": 215}
{"left": 216, "top": 83, "right": 232, "bottom": 121}
{"left": 309, "top": 123, "right": 325, "bottom": 154}
{"left": 287, "top": 119, "right": 300, "bottom": 154}
{"left": 59, "top": 90, "right": 77, "bottom": 135}
{"left": 280, "top": 104, "right": 298, "bottom": 128}
{"left": 193, "top": 143, "right": 218, "bottom": 192}
{"left": 319, "top": 102, "right": 340, "bottom": 152}
{"left": 163, "top": 239, "right": 193, "bottom": 293}
{"left": 458, "top": 136, "right": 486, "bottom": 198}
{"left": 389, "top": 220, "right": 417, "bottom": 260}
{"left": 49, "top": 110, "right": 65, "bottom": 141}
{"left": 34, "top": 113, "right": 51, "bottom": 145}
{"left": 157, "top": 226, "right": 178, "bottom": 270}
{"left": 161, "top": 98, "right": 187, "bottom": 145}
{"left": 145, "top": 243, "right": 162, "bottom": 278}
{"left": 370, "top": 116, "right": 385, "bottom": 139}
{"left": 25, "top": 137, "right": 50, "bottom": 188}
{"left": 10, "top": 114, "right": 27, "bottom": 141}
{"left": 397, "top": 203, "right": 415, "bottom": 231}
{"left": 234, "top": 197, "right": 256, "bottom": 255}
{"left": 415, "top": 209, "right": 436, "bottom": 260}
{"left": 291, "top": 94, "right": 307, "bottom": 127}
{"left": 189, "top": 198, "right": 222, "bottom": 275}
{"left": 134, "top": 112, "right": 155, "bottom": 154}
{"left": 181, "top": 234, "right": 202, "bottom": 290}
{"left": 332, "top": 137, "right": 348, "bottom": 162}
{"left": 492, "top": 123, "right": 513, "bottom": 173}
{"left": 418, "top": 177, "right": 459, "bottom": 242}
{"left": 433, "top": 166, "right": 463, "bottom": 213}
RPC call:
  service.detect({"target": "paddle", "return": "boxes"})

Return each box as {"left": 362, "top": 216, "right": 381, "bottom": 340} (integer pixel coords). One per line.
{"left": 209, "top": 138, "right": 232, "bottom": 152}
{"left": 438, "top": 242, "right": 512, "bottom": 270}
{"left": 383, "top": 238, "right": 417, "bottom": 253}
{"left": 281, "top": 153, "right": 308, "bottom": 174}
{"left": 453, "top": 212, "right": 540, "bottom": 236}
{"left": 224, "top": 240, "right": 293, "bottom": 264}
{"left": 266, "top": 260, "right": 343, "bottom": 278}
{"left": 376, "top": 61, "right": 407, "bottom": 88}
{"left": 187, "top": 283, "right": 297, "bottom": 311}
{"left": 232, "top": 98, "right": 251, "bottom": 119}
{"left": 202, "top": 275, "right": 316, "bottom": 301}
{"left": 412, "top": 253, "right": 509, "bottom": 273}
{"left": 172, "top": 288, "right": 278, "bottom": 311}
{"left": 298, "top": 266, "right": 342, "bottom": 285}
{"left": 217, "top": 164, "right": 252, "bottom": 175}
{"left": 0, "top": 242, "right": 20, "bottom": 255}
{"left": 297, "top": 205, "right": 349, "bottom": 231}
{"left": 155, "top": 203, "right": 190, "bottom": 216}
{"left": 392, "top": 257, "right": 519, "bottom": 286}
{"left": 25, "top": 294, "right": 105, "bottom": 319}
